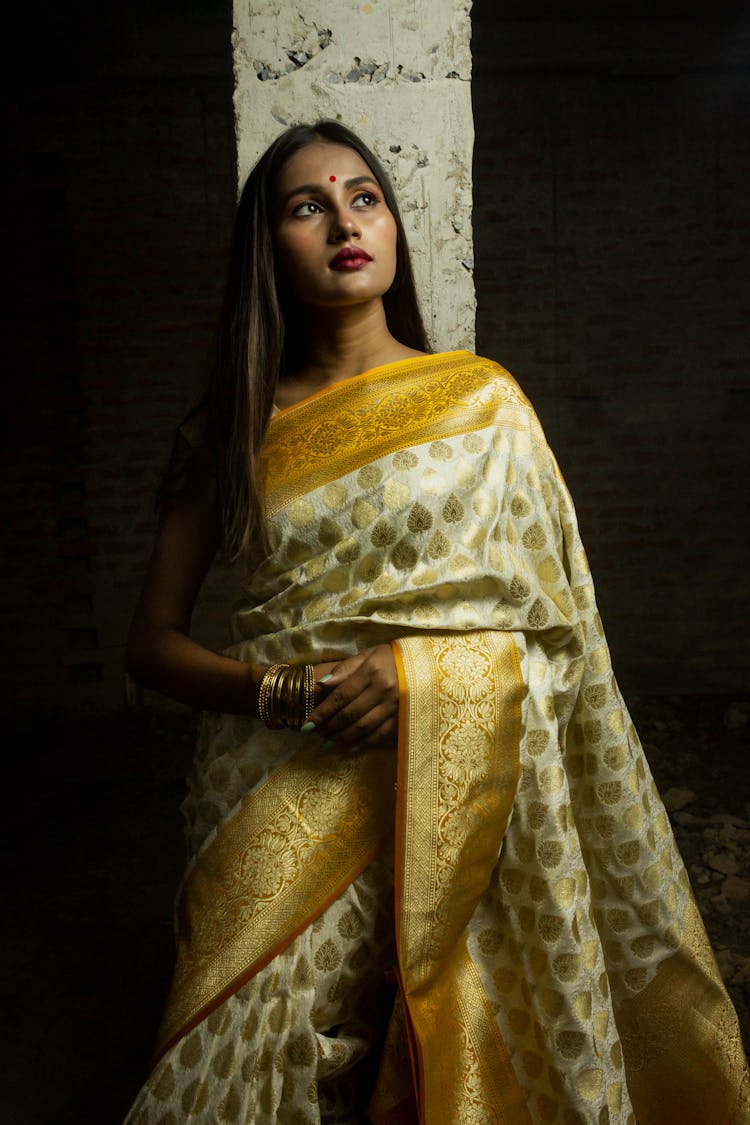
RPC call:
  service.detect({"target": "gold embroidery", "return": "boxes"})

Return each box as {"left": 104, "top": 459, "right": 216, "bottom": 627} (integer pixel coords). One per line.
{"left": 416, "top": 937, "right": 534, "bottom": 1124}
{"left": 155, "top": 743, "right": 394, "bottom": 1058}
{"left": 616, "top": 896, "right": 750, "bottom": 1125}
{"left": 393, "top": 631, "right": 529, "bottom": 1120}
{"left": 261, "top": 353, "right": 538, "bottom": 517}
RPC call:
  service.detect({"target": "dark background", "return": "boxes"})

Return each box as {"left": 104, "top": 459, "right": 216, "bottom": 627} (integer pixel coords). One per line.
{"left": 2, "top": 1, "right": 749, "bottom": 1121}
{"left": 474, "top": 2, "right": 750, "bottom": 692}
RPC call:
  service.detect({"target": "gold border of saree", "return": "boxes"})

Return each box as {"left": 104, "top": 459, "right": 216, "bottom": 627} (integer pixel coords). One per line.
{"left": 615, "top": 894, "right": 750, "bottom": 1124}
{"left": 260, "top": 351, "right": 543, "bottom": 518}
{"left": 154, "top": 742, "right": 395, "bottom": 1059}
{"left": 379, "top": 631, "right": 533, "bottom": 1125}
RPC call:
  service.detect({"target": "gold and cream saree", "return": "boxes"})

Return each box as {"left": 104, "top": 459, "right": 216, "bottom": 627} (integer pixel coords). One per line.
{"left": 126, "top": 352, "right": 749, "bottom": 1124}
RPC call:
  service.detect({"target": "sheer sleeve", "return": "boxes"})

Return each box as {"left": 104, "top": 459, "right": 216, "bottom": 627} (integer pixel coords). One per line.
{"left": 157, "top": 407, "right": 214, "bottom": 508}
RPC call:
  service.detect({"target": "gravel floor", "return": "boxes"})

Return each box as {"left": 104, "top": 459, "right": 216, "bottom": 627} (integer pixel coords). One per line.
{"left": 3, "top": 694, "right": 748, "bottom": 1125}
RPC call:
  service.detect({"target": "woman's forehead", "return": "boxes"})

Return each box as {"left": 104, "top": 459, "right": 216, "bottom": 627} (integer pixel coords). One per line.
{"left": 276, "top": 141, "right": 375, "bottom": 191}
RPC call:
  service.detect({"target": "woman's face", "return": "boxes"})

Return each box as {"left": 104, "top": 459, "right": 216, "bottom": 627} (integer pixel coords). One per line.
{"left": 272, "top": 141, "right": 398, "bottom": 311}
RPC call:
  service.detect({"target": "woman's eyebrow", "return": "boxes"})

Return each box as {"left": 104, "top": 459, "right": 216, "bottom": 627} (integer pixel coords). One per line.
{"left": 281, "top": 175, "right": 378, "bottom": 207}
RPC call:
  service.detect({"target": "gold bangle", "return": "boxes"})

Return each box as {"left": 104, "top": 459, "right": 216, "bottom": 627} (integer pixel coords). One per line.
{"left": 303, "top": 664, "right": 315, "bottom": 726}
{"left": 286, "top": 664, "right": 306, "bottom": 730}
{"left": 258, "top": 664, "right": 288, "bottom": 729}
{"left": 258, "top": 663, "right": 318, "bottom": 730}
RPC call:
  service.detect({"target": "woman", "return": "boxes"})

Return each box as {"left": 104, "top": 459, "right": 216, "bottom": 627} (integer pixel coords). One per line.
{"left": 124, "top": 121, "right": 748, "bottom": 1124}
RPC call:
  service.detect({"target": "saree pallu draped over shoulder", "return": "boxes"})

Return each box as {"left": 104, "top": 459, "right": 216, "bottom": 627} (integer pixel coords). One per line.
{"left": 126, "top": 352, "right": 749, "bottom": 1125}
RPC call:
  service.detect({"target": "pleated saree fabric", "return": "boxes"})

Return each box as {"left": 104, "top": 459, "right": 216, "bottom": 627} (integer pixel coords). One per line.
{"left": 125, "top": 352, "right": 749, "bottom": 1124}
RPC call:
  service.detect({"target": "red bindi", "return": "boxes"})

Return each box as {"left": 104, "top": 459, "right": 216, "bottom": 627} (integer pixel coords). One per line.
{"left": 329, "top": 175, "right": 336, "bottom": 182}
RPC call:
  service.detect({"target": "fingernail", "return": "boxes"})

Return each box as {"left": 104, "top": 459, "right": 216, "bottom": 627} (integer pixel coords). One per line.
{"left": 317, "top": 673, "right": 333, "bottom": 684}
{"left": 300, "top": 720, "right": 316, "bottom": 733}
{"left": 322, "top": 740, "right": 335, "bottom": 749}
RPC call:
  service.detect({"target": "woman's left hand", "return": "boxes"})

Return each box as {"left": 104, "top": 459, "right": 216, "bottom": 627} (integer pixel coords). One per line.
{"left": 308, "top": 644, "right": 399, "bottom": 749}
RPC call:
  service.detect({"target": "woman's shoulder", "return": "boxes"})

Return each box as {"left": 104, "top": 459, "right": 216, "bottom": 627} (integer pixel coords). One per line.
{"left": 459, "top": 351, "right": 533, "bottom": 408}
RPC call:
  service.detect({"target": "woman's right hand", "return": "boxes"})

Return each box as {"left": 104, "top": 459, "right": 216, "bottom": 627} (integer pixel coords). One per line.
{"left": 309, "top": 645, "right": 400, "bottom": 750}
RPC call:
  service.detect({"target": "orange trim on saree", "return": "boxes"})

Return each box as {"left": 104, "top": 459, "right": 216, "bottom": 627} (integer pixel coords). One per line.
{"left": 390, "top": 638, "right": 409, "bottom": 958}
{"left": 367, "top": 646, "right": 421, "bottom": 1125}
{"left": 390, "top": 631, "right": 532, "bottom": 1123}
{"left": 260, "top": 352, "right": 541, "bottom": 518}
{"left": 155, "top": 742, "right": 394, "bottom": 1059}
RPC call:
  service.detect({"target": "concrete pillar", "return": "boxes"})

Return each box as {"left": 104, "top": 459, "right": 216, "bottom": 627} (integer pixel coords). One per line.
{"left": 232, "top": 0, "right": 475, "bottom": 352}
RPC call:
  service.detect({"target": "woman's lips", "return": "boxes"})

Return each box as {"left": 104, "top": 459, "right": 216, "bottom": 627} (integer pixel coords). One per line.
{"left": 329, "top": 247, "right": 373, "bottom": 270}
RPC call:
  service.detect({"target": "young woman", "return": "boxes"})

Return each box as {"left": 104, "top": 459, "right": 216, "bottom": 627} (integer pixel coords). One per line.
{"left": 124, "top": 122, "right": 748, "bottom": 1124}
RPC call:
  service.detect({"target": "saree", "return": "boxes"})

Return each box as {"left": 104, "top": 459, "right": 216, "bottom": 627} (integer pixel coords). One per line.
{"left": 125, "top": 351, "right": 749, "bottom": 1124}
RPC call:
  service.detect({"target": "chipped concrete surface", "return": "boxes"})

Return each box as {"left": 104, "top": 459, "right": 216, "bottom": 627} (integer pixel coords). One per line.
{"left": 232, "top": 0, "right": 475, "bottom": 351}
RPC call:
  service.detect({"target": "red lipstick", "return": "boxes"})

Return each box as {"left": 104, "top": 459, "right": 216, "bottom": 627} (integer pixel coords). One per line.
{"left": 329, "top": 246, "right": 373, "bottom": 270}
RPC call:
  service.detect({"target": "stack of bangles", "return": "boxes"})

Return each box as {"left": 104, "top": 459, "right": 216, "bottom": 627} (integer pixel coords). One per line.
{"left": 258, "top": 663, "right": 317, "bottom": 730}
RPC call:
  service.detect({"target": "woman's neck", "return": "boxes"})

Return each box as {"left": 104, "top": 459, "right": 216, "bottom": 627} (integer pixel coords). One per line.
{"left": 276, "top": 302, "right": 425, "bottom": 409}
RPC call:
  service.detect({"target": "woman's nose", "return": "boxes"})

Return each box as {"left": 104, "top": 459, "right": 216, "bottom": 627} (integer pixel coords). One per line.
{"left": 328, "top": 208, "right": 360, "bottom": 241}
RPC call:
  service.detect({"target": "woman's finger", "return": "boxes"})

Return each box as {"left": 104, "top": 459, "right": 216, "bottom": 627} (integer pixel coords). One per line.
{"left": 310, "top": 653, "right": 369, "bottom": 710}
{"left": 354, "top": 715, "right": 397, "bottom": 750}
{"left": 327, "top": 717, "right": 397, "bottom": 753}
{"left": 314, "top": 650, "right": 369, "bottom": 687}
{"left": 315, "top": 671, "right": 399, "bottom": 733}
{"left": 307, "top": 670, "right": 373, "bottom": 730}
{"left": 322, "top": 700, "right": 396, "bottom": 744}
{"left": 306, "top": 644, "right": 398, "bottom": 732}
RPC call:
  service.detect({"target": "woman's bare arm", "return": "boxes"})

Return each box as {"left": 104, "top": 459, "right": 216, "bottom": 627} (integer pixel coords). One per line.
{"left": 126, "top": 470, "right": 263, "bottom": 715}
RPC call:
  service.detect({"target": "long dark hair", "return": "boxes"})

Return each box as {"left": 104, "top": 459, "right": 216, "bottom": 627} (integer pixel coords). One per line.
{"left": 193, "top": 120, "right": 429, "bottom": 560}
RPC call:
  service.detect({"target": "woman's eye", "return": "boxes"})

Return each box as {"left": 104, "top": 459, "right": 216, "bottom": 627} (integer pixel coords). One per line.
{"left": 292, "top": 201, "right": 323, "bottom": 217}
{"left": 352, "top": 191, "right": 379, "bottom": 208}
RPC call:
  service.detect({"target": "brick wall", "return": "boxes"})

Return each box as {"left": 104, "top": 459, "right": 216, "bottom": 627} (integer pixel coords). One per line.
{"left": 472, "top": 7, "right": 750, "bottom": 691}
{"left": 3, "top": 3, "right": 238, "bottom": 711}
